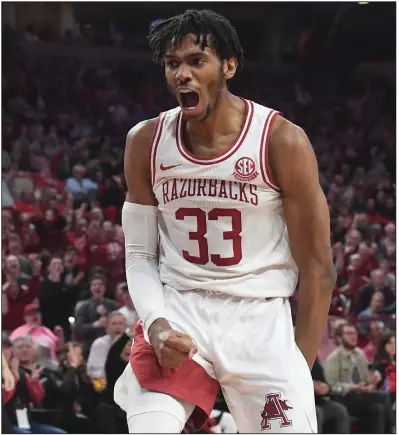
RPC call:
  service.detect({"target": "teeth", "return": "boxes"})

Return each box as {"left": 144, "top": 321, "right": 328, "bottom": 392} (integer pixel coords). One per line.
{"left": 180, "top": 90, "right": 191, "bottom": 94}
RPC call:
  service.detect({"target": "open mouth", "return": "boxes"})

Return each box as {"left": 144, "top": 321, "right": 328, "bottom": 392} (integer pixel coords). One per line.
{"left": 179, "top": 90, "right": 200, "bottom": 110}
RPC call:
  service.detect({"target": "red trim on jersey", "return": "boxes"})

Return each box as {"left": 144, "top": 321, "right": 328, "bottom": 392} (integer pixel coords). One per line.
{"left": 130, "top": 324, "right": 219, "bottom": 430}
{"left": 150, "top": 112, "right": 167, "bottom": 186}
{"left": 175, "top": 99, "right": 254, "bottom": 165}
{"left": 260, "top": 110, "right": 281, "bottom": 192}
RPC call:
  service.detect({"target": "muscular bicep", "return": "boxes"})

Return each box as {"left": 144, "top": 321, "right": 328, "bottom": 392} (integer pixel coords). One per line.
{"left": 270, "top": 119, "right": 334, "bottom": 276}
{"left": 124, "top": 119, "right": 158, "bottom": 206}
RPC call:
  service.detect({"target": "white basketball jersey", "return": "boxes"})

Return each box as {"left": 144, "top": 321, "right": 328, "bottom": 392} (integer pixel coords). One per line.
{"left": 150, "top": 99, "right": 298, "bottom": 298}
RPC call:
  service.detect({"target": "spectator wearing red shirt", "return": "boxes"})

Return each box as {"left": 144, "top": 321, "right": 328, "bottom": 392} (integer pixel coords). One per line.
{"left": 85, "top": 220, "right": 109, "bottom": 274}
{"left": 3, "top": 253, "right": 31, "bottom": 286}
{"left": 37, "top": 207, "right": 69, "bottom": 255}
{"left": 18, "top": 214, "right": 40, "bottom": 254}
{"left": 7, "top": 234, "right": 32, "bottom": 276}
{"left": 340, "top": 253, "right": 370, "bottom": 302}
{"left": 2, "top": 258, "right": 42, "bottom": 332}
{"left": 103, "top": 221, "right": 125, "bottom": 291}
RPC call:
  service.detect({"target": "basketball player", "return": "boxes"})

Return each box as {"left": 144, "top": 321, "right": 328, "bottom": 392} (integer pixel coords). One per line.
{"left": 115, "top": 9, "right": 336, "bottom": 434}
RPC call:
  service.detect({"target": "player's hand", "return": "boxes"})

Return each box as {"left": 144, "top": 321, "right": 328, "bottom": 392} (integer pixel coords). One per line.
{"left": 149, "top": 319, "right": 197, "bottom": 369}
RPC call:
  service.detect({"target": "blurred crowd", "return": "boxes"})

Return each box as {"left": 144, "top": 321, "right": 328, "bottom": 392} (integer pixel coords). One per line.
{"left": 1, "top": 13, "right": 396, "bottom": 435}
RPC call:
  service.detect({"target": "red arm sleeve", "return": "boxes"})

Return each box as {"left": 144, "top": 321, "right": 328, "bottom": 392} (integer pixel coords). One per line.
{"left": 23, "top": 276, "right": 41, "bottom": 303}
{"left": 2, "top": 383, "right": 16, "bottom": 403}
{"left": 25, "top": 373, "right": 44, "bottom": 405}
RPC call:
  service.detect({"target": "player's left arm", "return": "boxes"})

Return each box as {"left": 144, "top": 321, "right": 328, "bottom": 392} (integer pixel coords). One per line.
{"left": 269, "top": 117, "right": 336, "bottom": 368}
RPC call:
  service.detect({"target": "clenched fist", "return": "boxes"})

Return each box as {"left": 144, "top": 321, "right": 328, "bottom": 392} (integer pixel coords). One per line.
{"left": 149, "top": 318, "right": 197, "bottom": 369}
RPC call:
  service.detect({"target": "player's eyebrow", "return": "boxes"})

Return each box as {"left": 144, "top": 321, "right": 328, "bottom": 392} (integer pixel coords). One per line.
{"left": 164, "top": 51, "right": 208, "bottom": 60}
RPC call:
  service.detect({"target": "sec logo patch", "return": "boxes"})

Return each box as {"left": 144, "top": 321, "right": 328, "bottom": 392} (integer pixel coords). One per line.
{"left": 232, "top": 157, "right": 258, "bottom": 182}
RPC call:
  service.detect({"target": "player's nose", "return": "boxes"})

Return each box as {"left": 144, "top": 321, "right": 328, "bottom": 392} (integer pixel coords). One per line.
{"left": 175, "top": 64, "right": 192, "bottom": 84}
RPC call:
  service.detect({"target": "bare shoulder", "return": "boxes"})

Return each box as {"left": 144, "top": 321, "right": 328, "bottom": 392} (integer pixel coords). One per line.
{"left": 124, "top": 118, "right": 159, "bottom": 205}
{"left": 268, "top": 115, "right": 319, "bottom": 193}
{"left": 270, "top": 116, "right": 315, "bottom": 163}
{"left": 125, "top": 118, "right": 158, "bottom": 163}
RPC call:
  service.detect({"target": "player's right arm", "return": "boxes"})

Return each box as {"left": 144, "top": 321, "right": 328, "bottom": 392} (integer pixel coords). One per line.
{"left": 123, "top": 120, "right": 197, "bottom": 368}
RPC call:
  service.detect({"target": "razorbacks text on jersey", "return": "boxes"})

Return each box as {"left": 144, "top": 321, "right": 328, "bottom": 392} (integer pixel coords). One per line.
{"left": 150, "top": 99, "right": 298, "bottom": 298}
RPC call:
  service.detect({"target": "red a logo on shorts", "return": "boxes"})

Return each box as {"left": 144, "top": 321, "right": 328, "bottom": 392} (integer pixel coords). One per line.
{"left": 260, "top": 393, "right": 293, "bottom": 431}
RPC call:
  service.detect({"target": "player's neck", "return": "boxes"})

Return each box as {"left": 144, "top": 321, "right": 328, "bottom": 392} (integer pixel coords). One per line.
{"left": 185, "top": 91, "right": 244, "bottom": 145}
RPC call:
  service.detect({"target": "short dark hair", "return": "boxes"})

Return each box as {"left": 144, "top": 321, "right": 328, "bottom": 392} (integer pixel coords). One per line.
{"left": 90, "top": 274, "right": 107, "bottom": 286}
{"left": 148, "top": 9, "right": 244, "bottom": 71}
{"left": 335, "top": 321, "right": 356, "bottom": 338}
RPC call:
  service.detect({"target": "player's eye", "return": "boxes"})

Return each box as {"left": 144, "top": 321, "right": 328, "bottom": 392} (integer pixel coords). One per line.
{"left": 191, "top": 58, "right": 205, "bottom": 67}
{"left": 166, "top": 60, "right": 179, "bottom": 69}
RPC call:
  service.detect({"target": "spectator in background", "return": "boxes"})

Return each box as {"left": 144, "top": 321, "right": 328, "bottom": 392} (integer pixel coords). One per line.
{"left": 103, "top": 221, "right": 125, "bottom": 289}
{"left": 85, "top": 221, "right": 109, "bottom": 274}
{"left": 2, "top": 210, "right": 15, "bottom": 242}
{"left": 2, "top": 258, "right": 42, "bottom": 332}
{"left": 117, "top": 283, "right": 138, "bottom": 327}
{"left": 311, "top": 357, "right": 350, "bottom": 433}
{"left": 34, "top": 203, "right": 70, "bottom": 255}
{"left": 7, "top": 235, "right": 32, "bottom": 275}
{"left": 323, "top": 322, "right": 394, "bottom": 433}
{"left": 362, "top": 322, "right": 384, "bottom": 363}
{"left": 4, "top": 253, "right": 31, "bottom": 285}
{"left": 74, "top": 275, "right": 118, "bottom": 355}
{"left": 379, "top": 259, "right": 396, "bottom": 294}
{"left": 372, "top": 332, "right": 396, "bottom": 405}
{"left": 65, "top": 164, "right": 98, "bottom": 208}
{"left": 355, "top": 269, "right": 395, "bottom": 315}
{"left": 95, "top": 329, "right": 132, "bottom": 434}
{"left": 18, "top": 214, "right": 40, "bottom": 254}
{"left": 62, "top": 246, "right": 84, "bottom": 287}
{"left": 57, "top": 342, "right": 98, "bottom": 433}
{"left": 13, "top": 336, "right": 64, "bottom": 421}
{"left": 39, "top": 256, "right": 81, "bottom": 340}
{"left": 357, "top": 292, "right": 388, "bottom": 337}
{"left": 10, "top": 304, "right": 64, "bottom": 363}
{"left": 381, "top": 223, "right": 395, "bottom": 255}
{"left": 98, "top": 175, "right": 125, "bottom": 212}
{"left": 87, "top": 311, "right": 126, "bottom": 387}
{"left": 6, "top": 336, "right": 66, "bottom": 434}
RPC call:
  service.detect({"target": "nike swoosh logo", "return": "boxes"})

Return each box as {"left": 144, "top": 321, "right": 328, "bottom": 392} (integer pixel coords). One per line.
{"left": 160, "top": 163, "right": 181, "bottom": 171}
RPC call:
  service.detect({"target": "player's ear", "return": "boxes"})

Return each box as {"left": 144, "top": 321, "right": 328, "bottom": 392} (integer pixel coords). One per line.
{"left": 223, "top": 57, "right": 237, "bottom": 80}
